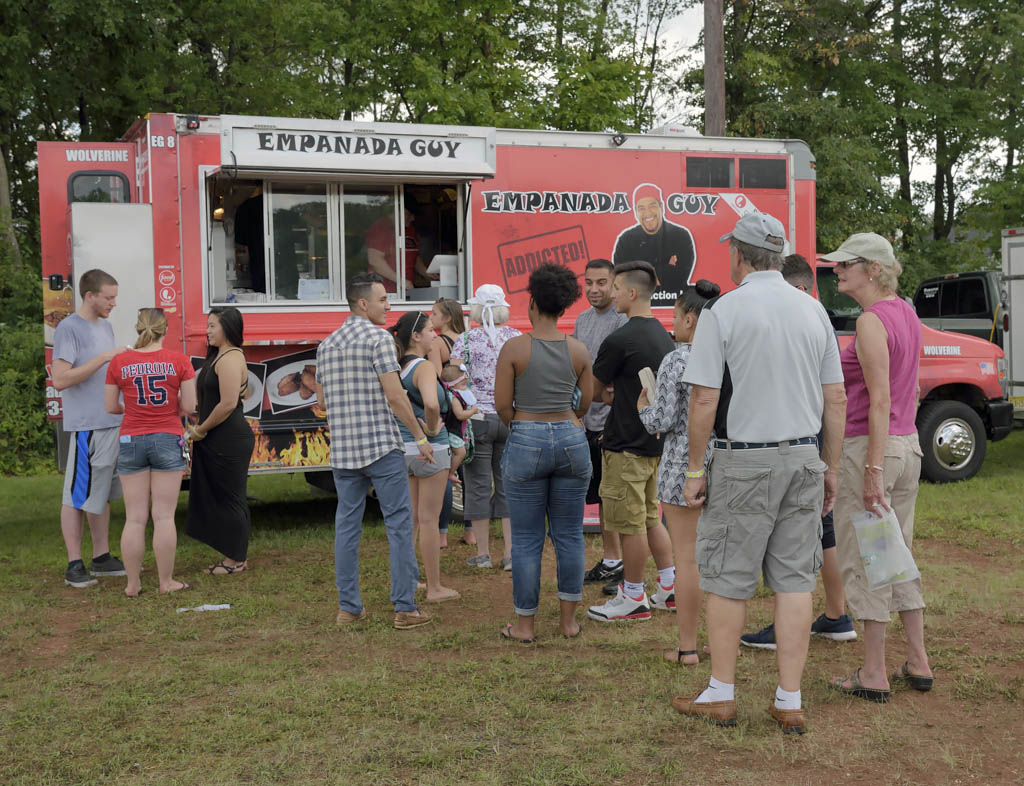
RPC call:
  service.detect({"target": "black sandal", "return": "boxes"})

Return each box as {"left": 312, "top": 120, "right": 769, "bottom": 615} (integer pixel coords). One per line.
{"left": 667, "top": 648, "right": 699, "bottom": 664}
{"left": 207, "top": 560, "right": 246, "bottom": 576}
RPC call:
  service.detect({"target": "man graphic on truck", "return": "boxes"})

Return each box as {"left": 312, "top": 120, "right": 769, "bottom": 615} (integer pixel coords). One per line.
{"left": 612, "top": 183, "right": 696, "bottom": 302}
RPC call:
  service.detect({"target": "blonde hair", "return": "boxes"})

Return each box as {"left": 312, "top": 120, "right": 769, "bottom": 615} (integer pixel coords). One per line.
{"left": 870, "top": 256, "right": 903, "bottom": 295}
{"left": 134, "top": 308, "right": 167, "bottom": 349}
{"left": 469, "top": 304, "right": 510, "bottom": 326}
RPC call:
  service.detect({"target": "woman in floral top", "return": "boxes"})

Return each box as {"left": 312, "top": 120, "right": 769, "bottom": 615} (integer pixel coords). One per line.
{"left": 638, "top": 280, "right": 719, "bottom": 666}
{"left": 451, "top": 284, "right": 521, "bottom": 569}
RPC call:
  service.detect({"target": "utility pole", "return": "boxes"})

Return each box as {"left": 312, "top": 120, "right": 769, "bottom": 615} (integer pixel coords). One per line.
{"left": 704, "top": 0, "right": 726, "bottom": 136}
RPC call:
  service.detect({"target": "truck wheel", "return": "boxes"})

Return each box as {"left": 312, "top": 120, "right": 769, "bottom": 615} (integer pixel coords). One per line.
{"left": 917, "top": 401, "right": 987, "bottom": 483}
{"left": 304, "top": 469, "right": 335, "bottom": 493}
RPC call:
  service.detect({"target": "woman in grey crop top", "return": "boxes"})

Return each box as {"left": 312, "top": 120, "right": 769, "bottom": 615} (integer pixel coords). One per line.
{"left": 493, "top": 263, "right": 594, "bottom": 642}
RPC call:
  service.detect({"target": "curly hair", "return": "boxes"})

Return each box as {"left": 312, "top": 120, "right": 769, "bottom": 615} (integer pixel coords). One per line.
{"left": 528, "top": 263, "right": 583, "bottom": 317}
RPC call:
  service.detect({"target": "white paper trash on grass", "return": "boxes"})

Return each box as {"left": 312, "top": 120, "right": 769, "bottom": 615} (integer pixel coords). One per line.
{"left": 176, "top": 604, "right": 232, "bottom": 613}
{"left": 851, "top": 507, "right": 920, "bottom": 590}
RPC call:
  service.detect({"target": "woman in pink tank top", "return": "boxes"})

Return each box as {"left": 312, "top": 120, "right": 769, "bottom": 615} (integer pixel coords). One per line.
{"left": 822, "top": 233, "right": 934, "bottom": 703}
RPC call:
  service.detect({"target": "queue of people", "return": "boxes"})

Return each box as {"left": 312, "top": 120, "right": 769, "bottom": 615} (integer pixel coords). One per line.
{"left": 56, "top": 210, "right": 933, "bottom": 733}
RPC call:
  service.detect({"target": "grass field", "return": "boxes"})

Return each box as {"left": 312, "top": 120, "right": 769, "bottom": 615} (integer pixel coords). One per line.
{"left": 2, "top": 432, "right": 1023, "bottom": 786}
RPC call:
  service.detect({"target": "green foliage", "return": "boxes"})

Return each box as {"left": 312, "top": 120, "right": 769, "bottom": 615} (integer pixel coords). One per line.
{"left": 0, "top": 319, "right": 49, "bottom": 476}
{"left": 682, "top": 0, "right": 1024, "bottom": 278}
{"left": 0, "top": 221, "right": 48, "bottom": 474}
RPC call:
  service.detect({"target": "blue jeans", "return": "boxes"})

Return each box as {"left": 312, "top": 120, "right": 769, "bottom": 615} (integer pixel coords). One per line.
{"left": 332, "top": 450, "right": 418, "bottom": 615}
{"left": 501, "top": 421, "right": 591, "bottom": 616}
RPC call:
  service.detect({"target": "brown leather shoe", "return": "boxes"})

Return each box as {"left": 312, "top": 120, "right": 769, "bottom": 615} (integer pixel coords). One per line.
{"left": 394, "top": 609, "right": 433, "bottom": 630}
{"left": 336, "top": 608, "right": 367, "bottom": 625}
{"left": 768, "top": 704, "right": 806, "bottom": 735}
{"left": 671, "top": 692, "right": 737, "bottom": 727}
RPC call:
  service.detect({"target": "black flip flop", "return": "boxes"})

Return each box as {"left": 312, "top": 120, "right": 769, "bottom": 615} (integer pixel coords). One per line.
{"left": 891, "top": 661, "right": 934, "bottom": 692}
{"left": 829, "top": 668, "right": 890, "bottom": 703}
{"left": 500, "top": 624, "right": 536, "bottom": 644}
{"left": 668, "top": 648, "right": 699, "bottom": 664}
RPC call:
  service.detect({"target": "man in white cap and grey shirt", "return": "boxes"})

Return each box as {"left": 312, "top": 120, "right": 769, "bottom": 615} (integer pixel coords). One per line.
{"left": 674, "top": 210, "right": 847, "bottom": 734}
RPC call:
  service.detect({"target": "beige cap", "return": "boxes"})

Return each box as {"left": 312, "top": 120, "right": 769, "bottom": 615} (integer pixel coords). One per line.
{"left": 820, "top": 233, "right": 896, "bottom": 264}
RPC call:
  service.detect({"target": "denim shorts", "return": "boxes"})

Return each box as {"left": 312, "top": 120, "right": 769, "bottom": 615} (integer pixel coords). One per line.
{"left": 118, "top": 432, "right": 186, "bottom": 475}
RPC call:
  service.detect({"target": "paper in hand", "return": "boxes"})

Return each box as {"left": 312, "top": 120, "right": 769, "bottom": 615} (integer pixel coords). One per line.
{"left": 638, "top": 367, "right": 656, "bottom": 395}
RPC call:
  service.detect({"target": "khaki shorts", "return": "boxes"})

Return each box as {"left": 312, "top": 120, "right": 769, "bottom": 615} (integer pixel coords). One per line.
{"left": 697, "top": 443, "right": 825, "bottom": 600}
{"left": 835, "top": 433, "right": 925, "bottom": 622}
{"left": 599, "top": 450, "right": 660, "bottom": 535}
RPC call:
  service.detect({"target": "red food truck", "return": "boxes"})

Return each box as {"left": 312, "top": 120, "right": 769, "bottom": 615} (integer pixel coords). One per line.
{"left": 39, "top": 113, "right": 816, "bottom": 485}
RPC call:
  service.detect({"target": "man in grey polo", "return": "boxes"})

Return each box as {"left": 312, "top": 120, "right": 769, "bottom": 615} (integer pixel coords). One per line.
{"left": 673, "top": 212, "right": 846, "bottom": 735}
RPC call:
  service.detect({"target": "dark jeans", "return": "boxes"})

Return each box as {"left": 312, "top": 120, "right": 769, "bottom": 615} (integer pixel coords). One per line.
{"left": 501, "top": 421, "right": 591, "bottom": 616}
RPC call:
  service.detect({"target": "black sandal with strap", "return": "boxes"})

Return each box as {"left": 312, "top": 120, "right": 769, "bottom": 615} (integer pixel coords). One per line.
{"left": 669, "top": 648, "right": 699, "bottom": 664}
{"left": 207, "top": 560, "right": 246, "bottom": 576}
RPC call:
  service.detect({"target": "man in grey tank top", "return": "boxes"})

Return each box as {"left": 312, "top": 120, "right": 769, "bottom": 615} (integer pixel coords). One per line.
{"left": 572, "top": 259, "right": 627, "bottom": 587}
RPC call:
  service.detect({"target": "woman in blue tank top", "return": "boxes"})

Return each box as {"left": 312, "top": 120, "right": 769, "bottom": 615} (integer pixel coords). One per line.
{"left": 387, "top": 311, "right": 460, "bottom": 604}
{"left": 494, "top": 263, "right": 594, "bottom": 642}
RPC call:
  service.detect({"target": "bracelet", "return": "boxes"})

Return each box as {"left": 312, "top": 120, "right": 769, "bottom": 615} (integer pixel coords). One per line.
{"left": 416, "top": 437, "right": 428, "bottom": 446}
{"left": 684, "top": 468, "right": 705, "bottom": 479}
{"left": 865, "top": 464, "right": 884, "bottom": 473}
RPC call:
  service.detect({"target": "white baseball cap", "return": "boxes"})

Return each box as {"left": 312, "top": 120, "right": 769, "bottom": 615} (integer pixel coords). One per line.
{"left": 467, "top": 284, "right": 510, "bottom": 308}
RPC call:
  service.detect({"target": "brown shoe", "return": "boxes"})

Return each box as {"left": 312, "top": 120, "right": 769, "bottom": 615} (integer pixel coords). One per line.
{"left": 394, "top": 609, "right": 433, "bottom": 630}
{"left": 336, "top": 608, "right": 367, "bottom": 625}
{"left": 768, "top": 704, "right": 806, "bottom": 735}
{"left": 671, "top": 692, "right": 737, "bottom": 727}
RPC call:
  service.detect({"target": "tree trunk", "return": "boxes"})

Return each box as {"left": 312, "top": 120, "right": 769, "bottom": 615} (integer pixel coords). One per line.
{"left": 933, "top": 130, "right": 947, "bottom": 240}
{"left": 0, "top": 142, "right": 23, "bottom": 268}
{"left": 892, "top": 0, "right": 912, "bottom": 249}
{"left": 704, "top": 0, "right": 726, "bottom": 136}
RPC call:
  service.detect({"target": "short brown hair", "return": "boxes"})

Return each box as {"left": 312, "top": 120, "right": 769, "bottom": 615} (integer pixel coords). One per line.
{"left": 79, "top": 269, "right": 118, "bottom": 296}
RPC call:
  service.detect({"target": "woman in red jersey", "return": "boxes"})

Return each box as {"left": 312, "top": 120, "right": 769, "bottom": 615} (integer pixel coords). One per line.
{"left": 105, "top": 308, "right": 196, "bottom": 596}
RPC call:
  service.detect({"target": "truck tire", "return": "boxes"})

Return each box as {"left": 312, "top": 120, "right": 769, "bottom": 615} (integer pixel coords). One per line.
{"left": 917, "top": 401, "right": 987, "bottom": 483}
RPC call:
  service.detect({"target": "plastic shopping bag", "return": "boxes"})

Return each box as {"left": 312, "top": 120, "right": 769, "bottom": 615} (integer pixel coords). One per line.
{"left": 850, "top": 507, "right": 920, "bottom": 590}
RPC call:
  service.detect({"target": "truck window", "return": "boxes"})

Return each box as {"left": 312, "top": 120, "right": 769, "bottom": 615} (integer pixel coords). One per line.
{"left": 269, "top": 183, "right": 330, "bottom": 301}
{"left": 915, "top": 284, "right": 941, "bottom": 318}
{"left": 816, "top": 266, "right": 861, "bottom": 331}
{"left": 739, "top": 158, "right": 787, "bottom": 189}
{"left": 955, "top": 278, "right": 989, "bottom": 317}
{"left": 207, "top": 176, "right": 464, "bottom": 306}
{"left": 686, "top": 157, "right": 733, "bottom": 188}
{"left": 940, "top": 280, "right": 958, "bottom": 317}
{"left": 69, "top": 172, "right": 129, "bottom": 203}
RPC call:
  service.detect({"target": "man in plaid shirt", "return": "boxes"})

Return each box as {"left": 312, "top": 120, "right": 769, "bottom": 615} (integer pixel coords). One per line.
{"left": 316, "top": 273, "right": 437, "bottom": 630}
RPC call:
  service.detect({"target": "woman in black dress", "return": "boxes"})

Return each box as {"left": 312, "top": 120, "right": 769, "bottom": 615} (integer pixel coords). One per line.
{"left": 186, "top": 307, "right": 255, "bottom": 575}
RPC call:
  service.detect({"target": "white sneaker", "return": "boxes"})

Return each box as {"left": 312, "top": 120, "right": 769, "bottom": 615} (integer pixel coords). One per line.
{"left": 651, "top": 582, "right": 676, "bottom": 611}
{"left": 587, "top": 584, "right": 652, "bottom": 623}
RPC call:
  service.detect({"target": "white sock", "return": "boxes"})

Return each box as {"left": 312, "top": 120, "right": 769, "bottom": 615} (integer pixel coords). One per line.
{"left": 695, "top": 676, "right": 734, "bottom": 704}
{"left": 657, "top": 566, "right": 675, "bottom": 587}
{"left": 602, "top": 558, "right": 622, "bottom": 568}
{"left": 774, "top": 686, "right": 801, "bottom": 711}
{"left": 623, "top": 579, "right": 645, "bottom": 599}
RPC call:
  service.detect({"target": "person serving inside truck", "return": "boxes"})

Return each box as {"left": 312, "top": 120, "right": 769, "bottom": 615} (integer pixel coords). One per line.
{"left": 365, "top": 191, "right": 435, "bottom": 294}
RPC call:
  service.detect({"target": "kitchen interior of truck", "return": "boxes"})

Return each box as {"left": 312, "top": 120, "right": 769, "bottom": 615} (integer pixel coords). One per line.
{"left": 206, "top": 176, "right": 467, "bottom": 306}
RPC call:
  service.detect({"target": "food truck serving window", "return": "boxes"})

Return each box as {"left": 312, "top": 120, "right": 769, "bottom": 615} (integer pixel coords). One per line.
{"left": 206, "top": 175, "right": 466, "bottom": 307}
